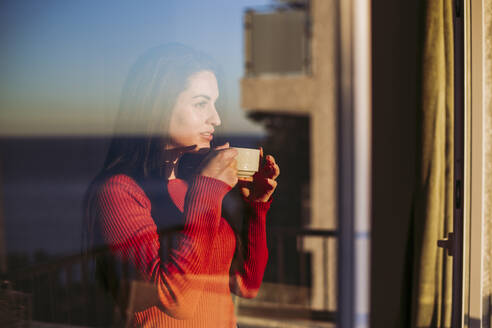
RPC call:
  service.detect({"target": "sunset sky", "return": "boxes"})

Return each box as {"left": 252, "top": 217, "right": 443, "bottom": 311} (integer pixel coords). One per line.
{"left": 0, "top": 0, "right": 271, "bottom": 136}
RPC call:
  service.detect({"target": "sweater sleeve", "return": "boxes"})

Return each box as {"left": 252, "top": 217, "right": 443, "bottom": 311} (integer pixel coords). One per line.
{"left": 96, "top": 174, "right": 231, "bottom": 319}
{"left": 229, "top": 199, "right": 271, "bottom": 298}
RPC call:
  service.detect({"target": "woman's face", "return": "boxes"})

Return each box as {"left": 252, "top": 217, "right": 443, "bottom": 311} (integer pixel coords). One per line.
{"left": 168, "top": 70, "right": 221, "bottom": 149}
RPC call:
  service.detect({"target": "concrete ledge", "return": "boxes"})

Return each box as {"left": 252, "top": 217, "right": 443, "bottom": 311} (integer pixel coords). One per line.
{"left": 241, "top": 76, "right": 314, "bottom": 113}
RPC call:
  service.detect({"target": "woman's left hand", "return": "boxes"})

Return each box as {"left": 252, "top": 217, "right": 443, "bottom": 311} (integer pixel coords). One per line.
{"left": 239, "top": 148, "right": 280, "bottom": 203}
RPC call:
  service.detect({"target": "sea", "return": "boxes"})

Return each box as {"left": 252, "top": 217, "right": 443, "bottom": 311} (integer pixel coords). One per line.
{"left": 0, "top": 135, "right": 264, "bottom": 264}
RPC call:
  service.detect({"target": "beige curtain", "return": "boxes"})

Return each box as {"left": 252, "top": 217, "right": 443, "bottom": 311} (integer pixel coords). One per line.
{"left": 409, "top": 0, "right": 454, "bottom": 326}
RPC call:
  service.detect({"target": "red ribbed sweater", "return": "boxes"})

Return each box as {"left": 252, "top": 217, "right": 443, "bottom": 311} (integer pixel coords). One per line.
{"left": 95, "top": 174, "right": 270, "bottom": 327}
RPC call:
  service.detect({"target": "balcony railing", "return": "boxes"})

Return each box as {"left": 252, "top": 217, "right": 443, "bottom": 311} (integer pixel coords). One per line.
{"left": 3, "top": 226, "right": 337, "bottom": 327}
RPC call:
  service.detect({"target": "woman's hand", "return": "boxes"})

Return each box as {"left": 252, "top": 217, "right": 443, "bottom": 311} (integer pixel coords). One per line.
{"left": 239, "top": 148, "right": 280, "bottom": 202}
{"left": 199, "top": 143, "right": 239, "bottom": 188}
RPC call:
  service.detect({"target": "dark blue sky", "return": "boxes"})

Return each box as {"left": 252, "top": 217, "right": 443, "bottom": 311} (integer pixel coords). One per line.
{"left": 0, "top": 0, "right": 271, "bottom": 136}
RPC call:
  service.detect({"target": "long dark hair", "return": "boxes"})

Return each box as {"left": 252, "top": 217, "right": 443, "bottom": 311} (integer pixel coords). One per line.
{"left": 81, "top": 45, "right": 227, "bottom": 320}
{"left": 82, "top": 42, "right": 252, "bottom": 293}
{"left": 105, "top": 43, "right": 220, "bottom": 177}
{"left": 82, "top": 44, "right": 220, "bottom": 252}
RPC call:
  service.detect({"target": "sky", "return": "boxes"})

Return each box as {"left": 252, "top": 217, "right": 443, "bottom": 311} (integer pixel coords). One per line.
{"left": 0, "top": 0, "right": 273, "bottom": 136}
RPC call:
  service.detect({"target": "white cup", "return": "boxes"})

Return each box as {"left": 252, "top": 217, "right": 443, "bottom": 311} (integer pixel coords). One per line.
{"left": 233, "top": 147, "right": 260, "bottom": 179}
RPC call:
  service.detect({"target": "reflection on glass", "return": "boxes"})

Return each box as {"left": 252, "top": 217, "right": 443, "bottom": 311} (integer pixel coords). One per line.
{"left": 80, "top": 44, "right": 280, "bottom": 327}
{"left": 0, "top": 1, "right": 344, "bottom": 327}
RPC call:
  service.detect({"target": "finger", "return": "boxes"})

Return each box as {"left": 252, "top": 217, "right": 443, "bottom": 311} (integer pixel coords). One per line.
{"left": 262, "top": 155, "right": 275, "bottom": 170}
{"left": 271, "top": 163, "right": 280, "bottom": 179}
{"left": 259, "top": 158, "right": 279, "bottom": 179}
{"left": 237, "top": 178, "right": 252, "bottom": 188}
{"left": 266, "top": 178, "right": 278, "bottom": 190}
{"left": 196, "top": 147, "right": 212, "bottom": 155}
{"left": 238, "top": 176, "right": 253, "bottom": 182}
{"left": 266, "top": 154, "right": 276, "bottom": 164}
{"left": 237, "top": 178, "right": 252, "bottom": 198}
{"left": 220, "top": 147, "right": 238, "bottom": 159}
{"left": 215, "top": 142, "right": 230, "bottom": 150}
{"left": 266, "top": 156, "right": 279, "bottom": 178}
{"left": 254, "top": 176, "right": 276, "bottom": 190}
{"left": 240, "top": 186, "right": 250, "bottom": 198}
{"left": 258, "top": 178, "right": 277, "bottom": 202}
{"left": 216, "top": 151, "right": 238, "bottom": 171}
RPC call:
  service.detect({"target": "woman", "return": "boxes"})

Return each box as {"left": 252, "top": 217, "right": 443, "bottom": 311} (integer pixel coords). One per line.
{"left": 83, "top": 44, "right": 280, "bottom": 327}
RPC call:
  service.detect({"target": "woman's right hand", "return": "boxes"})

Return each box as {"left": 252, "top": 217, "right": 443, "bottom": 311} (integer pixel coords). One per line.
{"left": 199, "top": 143, "right": 238, "bottom": 188}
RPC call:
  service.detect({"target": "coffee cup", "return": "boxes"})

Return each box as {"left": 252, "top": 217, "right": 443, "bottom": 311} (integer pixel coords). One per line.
{"left": 233, "top": 147, "right": 260, "bottom": 180}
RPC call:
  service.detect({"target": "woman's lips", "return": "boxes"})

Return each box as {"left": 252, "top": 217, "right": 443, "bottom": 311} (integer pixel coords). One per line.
{"left": 200, "top": 132, "right": 213, "bottom": 141}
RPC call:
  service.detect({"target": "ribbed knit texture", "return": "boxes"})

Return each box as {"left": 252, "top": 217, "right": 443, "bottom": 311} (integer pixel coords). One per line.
{"left": 96, "top": 174, "right": 270, "bottom": 327}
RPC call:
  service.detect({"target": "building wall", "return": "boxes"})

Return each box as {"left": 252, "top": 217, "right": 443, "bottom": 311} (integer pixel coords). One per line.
{"left": 241, "top": 0, "right": 338, "bottom": 310}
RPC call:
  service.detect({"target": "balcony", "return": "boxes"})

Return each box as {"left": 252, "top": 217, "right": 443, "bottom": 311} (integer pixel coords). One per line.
{"left": 2, "top": 226, "right": 336, "bottom": 327}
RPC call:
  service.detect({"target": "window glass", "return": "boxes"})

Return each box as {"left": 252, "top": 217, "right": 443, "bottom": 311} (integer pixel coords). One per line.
{"left": 0, "top": 1, "right": 342, "bottom": 327}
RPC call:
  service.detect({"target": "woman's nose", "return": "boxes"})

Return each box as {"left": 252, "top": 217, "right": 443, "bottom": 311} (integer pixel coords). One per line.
{"left": 208, "top": 105, "right": 221, "bottom": 127}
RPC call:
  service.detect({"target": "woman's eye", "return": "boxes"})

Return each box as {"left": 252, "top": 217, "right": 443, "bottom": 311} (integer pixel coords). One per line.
{"left": 194, "top": 101, "right": 208, "bottom": 109}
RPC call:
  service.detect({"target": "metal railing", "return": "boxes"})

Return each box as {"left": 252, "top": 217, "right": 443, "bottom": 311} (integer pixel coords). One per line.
{"left": 3, "top": 226, "right": 337, "bottom": 326}
{"left": 268, "top": 227, "right": 337, "bottom": 285}
{"left": 238, "top": 227, "right": 337, "bottom": 325}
